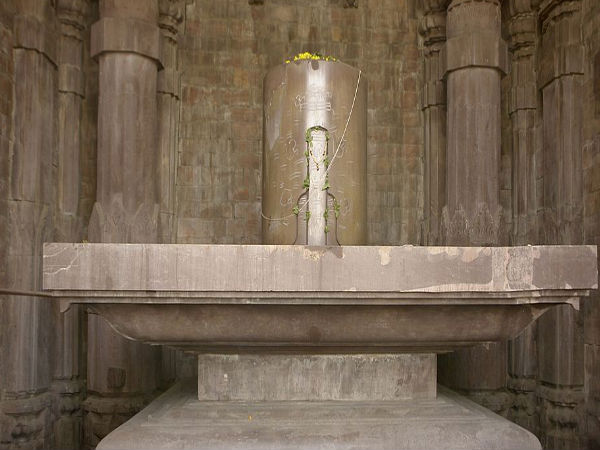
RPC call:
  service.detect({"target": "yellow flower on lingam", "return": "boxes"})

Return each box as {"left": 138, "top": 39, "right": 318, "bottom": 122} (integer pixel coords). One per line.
{"left": 285, "top": 52, "right": 337, "bottom": 64}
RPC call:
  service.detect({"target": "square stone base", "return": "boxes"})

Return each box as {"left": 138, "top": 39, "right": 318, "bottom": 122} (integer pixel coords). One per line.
{"left": 96, "top": 380, "right": 541, "bottom": 450}
{"left": 198, "top": 354, "right": 436, "bottom": 401}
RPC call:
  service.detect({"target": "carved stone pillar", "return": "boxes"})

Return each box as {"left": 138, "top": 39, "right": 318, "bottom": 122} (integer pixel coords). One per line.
{"left": 54, "top": 2, "right": 86, "bottom": 446}
{"left": 537, "top": 1, "right": 585, "bottom": 448}
{"left": 419, "top": 0, "right": 446, "bottom": 245}
{"left": 441, "top": 0, "right": 508, "bottom": 245}
{"left": 582, "top": 1, "right": 600, "bottom": 447}
{"left": 157, "top": 0, "right": 182, "bottom": 387}
{"left": 0, "top": 1, "right": 57, "bottom": 448}
{"left": 84, "top": 1, "right": 162, "bottom": 447}
{"left": 157, "top": 0, "right": 181, "bottom": 244}
{"left": 506, "top": 0, "right": 539, "bottom": 435}
{"left": 437, "top": 0, "right": 511, "bottom": 416}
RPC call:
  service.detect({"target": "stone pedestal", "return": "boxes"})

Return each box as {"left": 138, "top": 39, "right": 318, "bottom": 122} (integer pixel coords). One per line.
{"left": 94, "top": 380, "right": 542, "bottom": 450}
{"left": 43, "top": 243, "right": 599, "bottom": 449}
{"left": 197, "top": 354, "right": 436, "bottom": 401}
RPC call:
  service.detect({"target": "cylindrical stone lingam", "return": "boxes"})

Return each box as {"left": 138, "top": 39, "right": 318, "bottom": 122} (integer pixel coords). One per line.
{"left": 262, "top": 58, "right": 367, "bottom": 245}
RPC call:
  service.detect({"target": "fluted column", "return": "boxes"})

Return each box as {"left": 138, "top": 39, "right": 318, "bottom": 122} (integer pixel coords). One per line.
{"left": 0, "top": 1, "right": 57, "bottom": 448}
{"left": 419, "top": 0, "right": 446, "bottom": 245}
{"left": 441, "top": 0, "right": 508, "bottom": 245}
{"left": 437, "top": 0, "right": 511, "bottom": 416}
{"left": 84, "top": 1, "right": 162, "bottom": 447}
{"left": 582, "top": 0, "right": 600, "bottom": 447}
{"left": 157, "top": 0, "right": 183, "bottom": 388}
{"left": 505, "top": 0, "right": 539, "bottom": 435}
{"left": 53, "top": 1, "right": 87, "bottom": 447}
{"left": 536, "top": 0, "right": 585, "bottom": 447}
{"left": 157, "top": 0, "right": 182, "bottom": 244}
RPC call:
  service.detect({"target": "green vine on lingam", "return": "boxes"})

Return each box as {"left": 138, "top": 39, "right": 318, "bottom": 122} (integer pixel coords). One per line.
{"left": 297, "top": 126, "right": 333, "bottom": 229}
{"left": 333, "top": 199, "right": 341, "bottom": 219}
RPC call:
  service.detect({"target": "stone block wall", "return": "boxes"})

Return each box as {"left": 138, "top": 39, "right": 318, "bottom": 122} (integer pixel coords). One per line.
{"left": 177, "top": 0, "right": 423, "bottom": 245}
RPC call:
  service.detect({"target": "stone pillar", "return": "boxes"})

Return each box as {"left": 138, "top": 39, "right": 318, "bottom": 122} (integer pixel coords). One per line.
{"left": 157, "top": 0, "right": 182, "bottom": 245}
{"left": 437, "top": 0, "right": 511, "bottom": 416}
{"left": 582, "top": 1, "right": 600, "bottom": 447}
{"left": 53, "top": 1, "right": 86, "bottom": 446}
{"left": 537, "top": 1, "right": 585, "bottom": 447}
{"left": 506, "top": 0, "right": 539, "bottom": 434}
{"left": 157, "top": 0, "right": 183, "bottom": 388}
{"left": 0, "top": 1, "right": 57, "bottom": 448}
{"left": 441, "top": 0, "right": 508, "bottom": 245}
{"left": 84, "top": 1, "right": 162, "bottom": 447}
{"left": 419, "top": 0, "right": 446, "bottom": 245}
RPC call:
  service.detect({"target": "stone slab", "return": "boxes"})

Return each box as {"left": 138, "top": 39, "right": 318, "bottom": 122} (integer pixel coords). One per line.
{"left": 43, "top": 243, "right": 598, "bottom": 293}
{"left": 197, "top": 354, "right": 436, "bottom": 401}
{"left": 96, "top": 380, "right": 542, "bottom": 450}
{"left": 40, "top": 243, "right": 597, "bottom": 353}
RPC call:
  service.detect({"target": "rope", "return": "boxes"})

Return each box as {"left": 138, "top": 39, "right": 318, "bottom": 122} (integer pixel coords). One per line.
{"left": 324, "top": 69, "right": 361, "bottom": 179}
{"left": 261, "top": 69, "right": 362, "bottom": 222}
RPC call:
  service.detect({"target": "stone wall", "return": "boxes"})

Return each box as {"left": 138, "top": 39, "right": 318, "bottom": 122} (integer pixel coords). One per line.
{"left": 177, "top": 0, "right": 423, "bottom": 245}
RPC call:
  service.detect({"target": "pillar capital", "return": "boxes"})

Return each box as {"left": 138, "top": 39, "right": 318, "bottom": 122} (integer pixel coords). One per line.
{"left": 56, "top": 0, "right": 86, "bottom": 28}
{"left": 441, "top": 0, "right": 508, "bottom": 77}
{"left": 13, "top": 1, "right": 58, "bottom": 66}
{"left": 159, "top": 0, "right": 183, "bottom": 42}
{"left": 507, "top": 0, "right": 536, "bottom": 56}
{"left": 91, "top": 17, "right": 162, "bottom": 67}
{"left": 418, "top": 7, "right": 446, "bottom": 49}
{"left": 539, "top": 0, "right": 580, "bottom": 32}
{"left": 537, "top": 0, "right": 583, "bottom": 88}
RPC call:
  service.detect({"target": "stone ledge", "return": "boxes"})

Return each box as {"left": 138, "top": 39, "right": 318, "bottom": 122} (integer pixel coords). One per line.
{"left": 42, "top": 244, "right": 598, "bottom": 293}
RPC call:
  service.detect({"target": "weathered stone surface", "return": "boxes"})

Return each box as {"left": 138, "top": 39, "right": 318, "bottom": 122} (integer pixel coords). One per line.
{"left": 419, "top": 0, "right": 446, "bottom": 245}
{"left": 95, "top": 380, "right": 542, "bottom": 450}
{"left": 0, "top": 2, "right": 58, "bottom": 450}
{"left": 84, "top": 1, "right": 164, "bottom": 447}
{"left": 439, "top": 0, "right": 510, "bottom": 420}
{"left": 197, "top": 354, "right": 436, "bottom": 401}
{"left": 41, "top": 243, "right": 596, "bottom": 356}
{"left": 43, "top": 243, "right": 598, "bottom": 293}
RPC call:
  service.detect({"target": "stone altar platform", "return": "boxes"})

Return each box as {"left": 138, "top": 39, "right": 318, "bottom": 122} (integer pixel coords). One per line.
{"left": 95, "top": 379, "right": 541, "bottom": 450}
{"left": 42, "top": 243, "right": 597, "bottom": 449}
